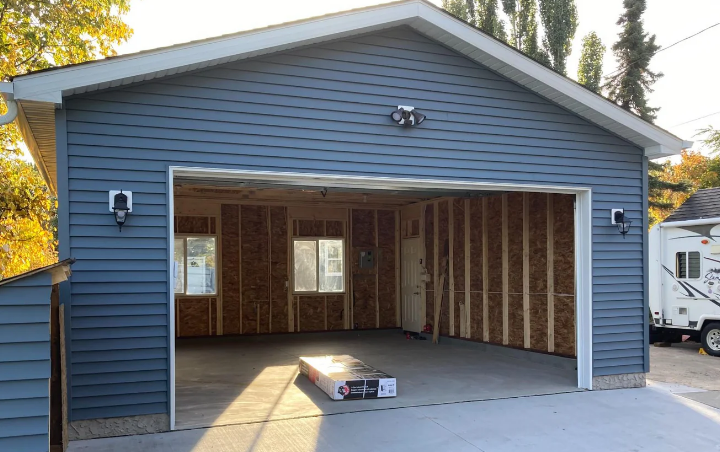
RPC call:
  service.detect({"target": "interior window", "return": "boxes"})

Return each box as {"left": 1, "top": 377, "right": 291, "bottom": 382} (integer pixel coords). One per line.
{"left": 293, "top": 238, "right": 345, "bottom": 293}
{"left": 676, "top": 251, "right": 701, "bottom": 279}
{"left": 175, "top": 236, "right": 217, "bottom": 295}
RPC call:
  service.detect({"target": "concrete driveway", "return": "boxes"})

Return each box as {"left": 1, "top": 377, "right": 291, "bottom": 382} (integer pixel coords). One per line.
{"left": 68, "top": 383, "right": 720, "bottom": 452}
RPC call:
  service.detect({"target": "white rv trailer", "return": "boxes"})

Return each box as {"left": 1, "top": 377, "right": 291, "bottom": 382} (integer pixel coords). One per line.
{"left": 649, "top": 188, "right": 720, "bottom": 356}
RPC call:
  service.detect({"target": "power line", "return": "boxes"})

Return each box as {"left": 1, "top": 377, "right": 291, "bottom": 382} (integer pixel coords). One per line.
{"left": 602, "top": 21, "right": 720, "bottom": 79}
{"left": 672, "top": 110, "right": 720, "bottom": 128}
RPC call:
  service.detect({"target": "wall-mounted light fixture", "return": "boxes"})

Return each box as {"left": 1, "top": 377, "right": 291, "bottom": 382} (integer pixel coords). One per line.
{"left": 109, "top": 190, "right": 132, "bottom": 231}
{"left": 391, "top": 105, "right": 426, "bottom": 127}
{"left": 611, "top": 209, "right": 631, "bottom": 238}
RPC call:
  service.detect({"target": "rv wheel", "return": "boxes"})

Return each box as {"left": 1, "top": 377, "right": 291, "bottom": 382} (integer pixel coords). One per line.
{"left": 700, "top": 323, "right": 720, "bottom": 357}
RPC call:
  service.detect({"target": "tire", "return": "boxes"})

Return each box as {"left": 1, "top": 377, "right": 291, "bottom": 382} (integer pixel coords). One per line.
{"left": 700, "top": 323, "right": 720, "bottom": 357}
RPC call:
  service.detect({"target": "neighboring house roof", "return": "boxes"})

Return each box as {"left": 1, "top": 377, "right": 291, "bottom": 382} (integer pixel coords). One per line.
{"left": 0, "top": 258, "right": 75, "bottom": 286}
{"left": 664, "top": 188, "right": 720, "bottom": 223}
{"left": 5, "top": 0, "right": 690, "bottom": 193}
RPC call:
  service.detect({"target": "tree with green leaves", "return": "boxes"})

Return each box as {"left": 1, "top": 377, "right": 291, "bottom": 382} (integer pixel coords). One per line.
{"left": 577, "top": 32, "right": 605, "bottom": 93}
{"left": 442, "top": 0, "right": 473, "bottom": 23}
{"left": 538, "top": 0, "right": 578, "bottom": 75}
{"left": 603, "top": 0, "right": 662, "bottom": 122}
{"left": 476, "top": 0, "right": 507, "bottom": 41}
{"left": 501, "top": 0, "right": 542, "bottom": 57}
{"left": 0, "top": 0, "right": 133, "bottom": 277}
{"left": 648, "top": 160, "right": 692, "bottom": 226}
{"left": 698, "top": 126, "right": 720, "bottom": 153}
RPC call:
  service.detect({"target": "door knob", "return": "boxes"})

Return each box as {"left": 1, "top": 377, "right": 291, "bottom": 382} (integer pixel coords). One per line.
{"left": 413, "top": 292, "right": 420, "bottom": 295}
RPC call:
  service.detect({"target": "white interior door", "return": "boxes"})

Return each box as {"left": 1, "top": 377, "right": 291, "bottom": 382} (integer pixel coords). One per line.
{"left": 401, "top": 237, "right": 423, "bottom": 333}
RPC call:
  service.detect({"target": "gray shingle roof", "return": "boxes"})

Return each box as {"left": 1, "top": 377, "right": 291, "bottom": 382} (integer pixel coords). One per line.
{"left": 664, "top": 187, "right": 720, "bottom": 223}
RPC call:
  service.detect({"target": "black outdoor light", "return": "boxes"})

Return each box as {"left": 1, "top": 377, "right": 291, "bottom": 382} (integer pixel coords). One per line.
{"left": 613, "top": 209, "right": 632, "bottom": 238}
{"left": 391, "top": 106, "right": 426, "bottom": 126}
{"left": 112, "top": 191, "right": 130, "bottom": 231}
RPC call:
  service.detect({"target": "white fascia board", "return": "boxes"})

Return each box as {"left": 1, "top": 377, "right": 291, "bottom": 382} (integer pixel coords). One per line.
{"left": 660, "top": 217, "right": 720, "bottom": 228}
{"left": 413, "top": 4, "right": 686, "bottom": 156}
{"left": 12, "top": 1, "right": 419, "bottom": 103}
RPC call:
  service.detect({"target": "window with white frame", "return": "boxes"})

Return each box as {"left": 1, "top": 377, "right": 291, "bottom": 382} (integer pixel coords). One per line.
{"left": 676, "top": 251, "right": 701, "bottom": 279}
{"left": 293, "top": 238, "right": 345, "bottom": 293}
{"left": 174, "top": 236, "right": 217, "bottom": 295}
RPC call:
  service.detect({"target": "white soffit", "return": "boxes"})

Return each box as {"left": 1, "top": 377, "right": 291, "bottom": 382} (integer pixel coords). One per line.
{"left": 12, "top": 0, "right": 687, "bottom": 158}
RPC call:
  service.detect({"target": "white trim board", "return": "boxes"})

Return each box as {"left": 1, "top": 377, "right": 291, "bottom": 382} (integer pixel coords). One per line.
{"left": 13, "top": 0, "right": 687, "bottom": 157}
{"left": 167, "top": 166, "right": 595, "bottom": 429}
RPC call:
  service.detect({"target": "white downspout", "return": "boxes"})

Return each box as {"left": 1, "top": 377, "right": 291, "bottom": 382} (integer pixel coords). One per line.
{"left": 0, "top": 82, "right": 18, "bottom": 125}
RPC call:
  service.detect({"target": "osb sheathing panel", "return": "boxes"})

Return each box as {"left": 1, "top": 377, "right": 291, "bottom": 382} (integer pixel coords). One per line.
{"left": 437, "top": 201, "right": 449, "bottom": 335}
{"left": 453, "top": 294, "right": 461, "bottom": 337}
{"left": 176, "top": 216, "right": 209, "bottom": 234}
{"left": 178, "top": 298, "right": 211, "bottom": 337}
{"left": 299, "top": 296, "right": 325, "bottom": 332}
{"left": 508, "top": 294, "right": 524, "bottom": 348}
{"left": 351, "top": 209, "right": 377, "bottom": 329}
{"left": 352, "top": 274, "right": 376, "bottom": 329}
{"left": 210, "top": 217, "right": 217, "bottom": 234}
{"left": 469, "top": 292, "right": 483, "bottom": 341}
{"left": 507, "top": 193, "right": 524, "bottom": 294}
{"left": 469, "top": 199, "right": 483, "bottom": 293}
{"left": 453, "top": 199, "right": 465, "bottom": 291}
{"left": 529, "top": 294, "right": 548, "bottom": 352}
{"left": 377, "top": 210, "right": 397, "bottom": 329}
{"left": 210, "top": 299, "right": 218, "bottom": 335}
{"left": 298, "top": 220, "right": 325, "bottom": 237}
{"left": 487, "top": 292, "right": 503, "bottom": 344}
{"left": 554, "top": 295, "right": 576, "bottom": 356}
{"left": 554, "top": 194, "right": 575, "bottom": 295}
{"left": 326, "top": 220, "right": 344, "bottom": 237}
{"left": 293, "top": 297, "right": 299, "bottom": 332}
{"left": 352, "top": 210, "right": 375, "bottom": 247}
{"left": 269, "top": 207, "right": 288, "bottom": 333}
{"left": 529, "top": 193, "right": 548, "bottom": 294}
{"left": 486, "top": 197, "right": 503, "bottom": 293}
{"left": 327, "top": 295, "right": 345, "bottom": 330}
{"left": 241, "top": 205, "right": 269, "bottom": 334}
{"left": 221, "top": 204, "right": 240, "bottom": 335}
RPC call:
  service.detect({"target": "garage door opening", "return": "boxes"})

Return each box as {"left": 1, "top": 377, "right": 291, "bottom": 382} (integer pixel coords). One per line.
{"left": 168, "top": 168, "right": 592, "bottom": 430}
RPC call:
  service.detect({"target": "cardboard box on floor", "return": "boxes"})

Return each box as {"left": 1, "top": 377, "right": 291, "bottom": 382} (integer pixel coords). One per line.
{"left": 299, "top": 355, "right": 397, "bottom": 401}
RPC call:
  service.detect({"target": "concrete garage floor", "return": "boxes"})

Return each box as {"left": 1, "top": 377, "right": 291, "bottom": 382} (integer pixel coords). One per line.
{"left": 68, "top": 384, "right": 720, "bottom": 452}
{"left": 174, "top": 330, "right": 579, "bottom": 429}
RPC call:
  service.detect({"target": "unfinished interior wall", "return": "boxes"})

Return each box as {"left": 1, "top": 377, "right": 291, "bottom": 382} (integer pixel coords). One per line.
{"left": 414, "top": 193, "right": 576, "bottom": 356}
{"left": 174, "top": 196, "right": 400, "bottom": 336}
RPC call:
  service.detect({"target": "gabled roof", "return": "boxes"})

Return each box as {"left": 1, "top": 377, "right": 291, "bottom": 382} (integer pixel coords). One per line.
{"left": 0, "top": 258, "right": 75, "bottom": 286}
{"left": 664, "top": 188, "right": 720, "bottom": 223}
{"left": 7, "top": 0, "right": 690, "bottom": 193}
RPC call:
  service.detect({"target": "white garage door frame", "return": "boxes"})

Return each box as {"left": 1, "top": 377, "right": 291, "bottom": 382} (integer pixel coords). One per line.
{"left": 166, "top": 166, "right": 594, "bottom": 430}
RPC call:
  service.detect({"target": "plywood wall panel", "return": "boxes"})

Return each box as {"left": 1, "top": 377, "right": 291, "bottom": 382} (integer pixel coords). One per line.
{"left": 528, "top": 193, "right": 548, "bottom": 294}
{"left": 178, "top": 298, "right": 211, "bottom": 337}
{"left": 508, "top": 294, "right": 524, "bottom": 348}
{"left": 554, "top": 295, "right": 575, "bottom": 356}
{"left": 210, "top": 299, "right": 217, "bottom": 335}
{"left": 424, "top": 203, "right": 435, "bottom": 327}
{"left": 221, "top": 204, "right": 240, "bottom": 335}
{"left": 469, "top": 199, "right": 483, "bottom": 293}
{"left": 352, "top": 210, "right": 375, "bottom": 247}
{"left": 351, "top": 275, "right": 376, "bottom": 329}
{"left": 241, "top": 205, "right": 269, "bottom": 334}
{"left": 327, "top": 295, "right": 345, "bottom": 330}
{"left": 437, "top": 201, "right": 449, "bottom": 335}
{"left": 553, "top": 194, "right": 575, "bottom": 295}
{"left": 486, "top": 197, "right": 503, "bottom": 293}
{"left": 507, "top": 193, "right": 524, "bottom": 294}
{"left": 488, "top": 292, "right": 503, "bottom": 344}
{"left": 210, "top": 217, "right": 217, "bottom": 234}
{"left": 377, "top": 210, "right": 397, "bottom": 328}
{"left": 269, "top": 207, "right": 288, "bottom": 333}
{"left": 529, "top": 294, "right": 548, "bottom": 351}
{"left": 453, "top": 199, "right": 466, "bottom": 291}
{"left": 177, "top": 216, "right": 209, "bottom": 234}
{"left": 326, "top": 220, "right": 344, "bottom": 237}
{"left": 299, "top": 296, "right": 325, "bottom": 331}
{"left": 298, "top": 220, "right": 325, "bottom": 237}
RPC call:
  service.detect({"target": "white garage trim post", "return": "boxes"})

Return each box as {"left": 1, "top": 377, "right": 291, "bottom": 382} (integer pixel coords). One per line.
{"left": 167, "top": 166, "right": 595, "bottom": 430}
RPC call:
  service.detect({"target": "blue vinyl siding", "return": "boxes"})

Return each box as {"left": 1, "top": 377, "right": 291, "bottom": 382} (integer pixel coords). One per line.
{"left": 0, "top": 272, "right": 51, "bottom": 452}
{"left": 60, "top": 26, "right": 646, "bottom": 420}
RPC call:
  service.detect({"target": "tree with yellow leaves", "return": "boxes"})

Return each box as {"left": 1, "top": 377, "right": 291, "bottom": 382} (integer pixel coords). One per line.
{"left": 1, "top": 0, "right": 133, "bottom": 278}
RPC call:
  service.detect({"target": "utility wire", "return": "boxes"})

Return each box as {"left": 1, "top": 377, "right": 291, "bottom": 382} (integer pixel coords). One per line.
{"left": 672, "top": 110, "right": 720, "bottom": 128}
{"left": 602, "top": 22, "right": 720, "bottom": 79}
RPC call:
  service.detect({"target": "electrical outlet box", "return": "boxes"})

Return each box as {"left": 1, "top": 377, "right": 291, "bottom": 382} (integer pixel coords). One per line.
{"left": 359, "top": 250, "right": 374, "bottom": 269}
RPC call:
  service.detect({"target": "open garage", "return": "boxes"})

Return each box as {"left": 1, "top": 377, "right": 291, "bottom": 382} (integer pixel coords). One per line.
{"left": 170, "top": 171, "right": 584, "bottom": 429}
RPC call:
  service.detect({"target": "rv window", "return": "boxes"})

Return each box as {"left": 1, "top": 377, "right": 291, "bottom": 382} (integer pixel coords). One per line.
{"left": 676, "top": 251, "right": 701, "bottom": 279}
